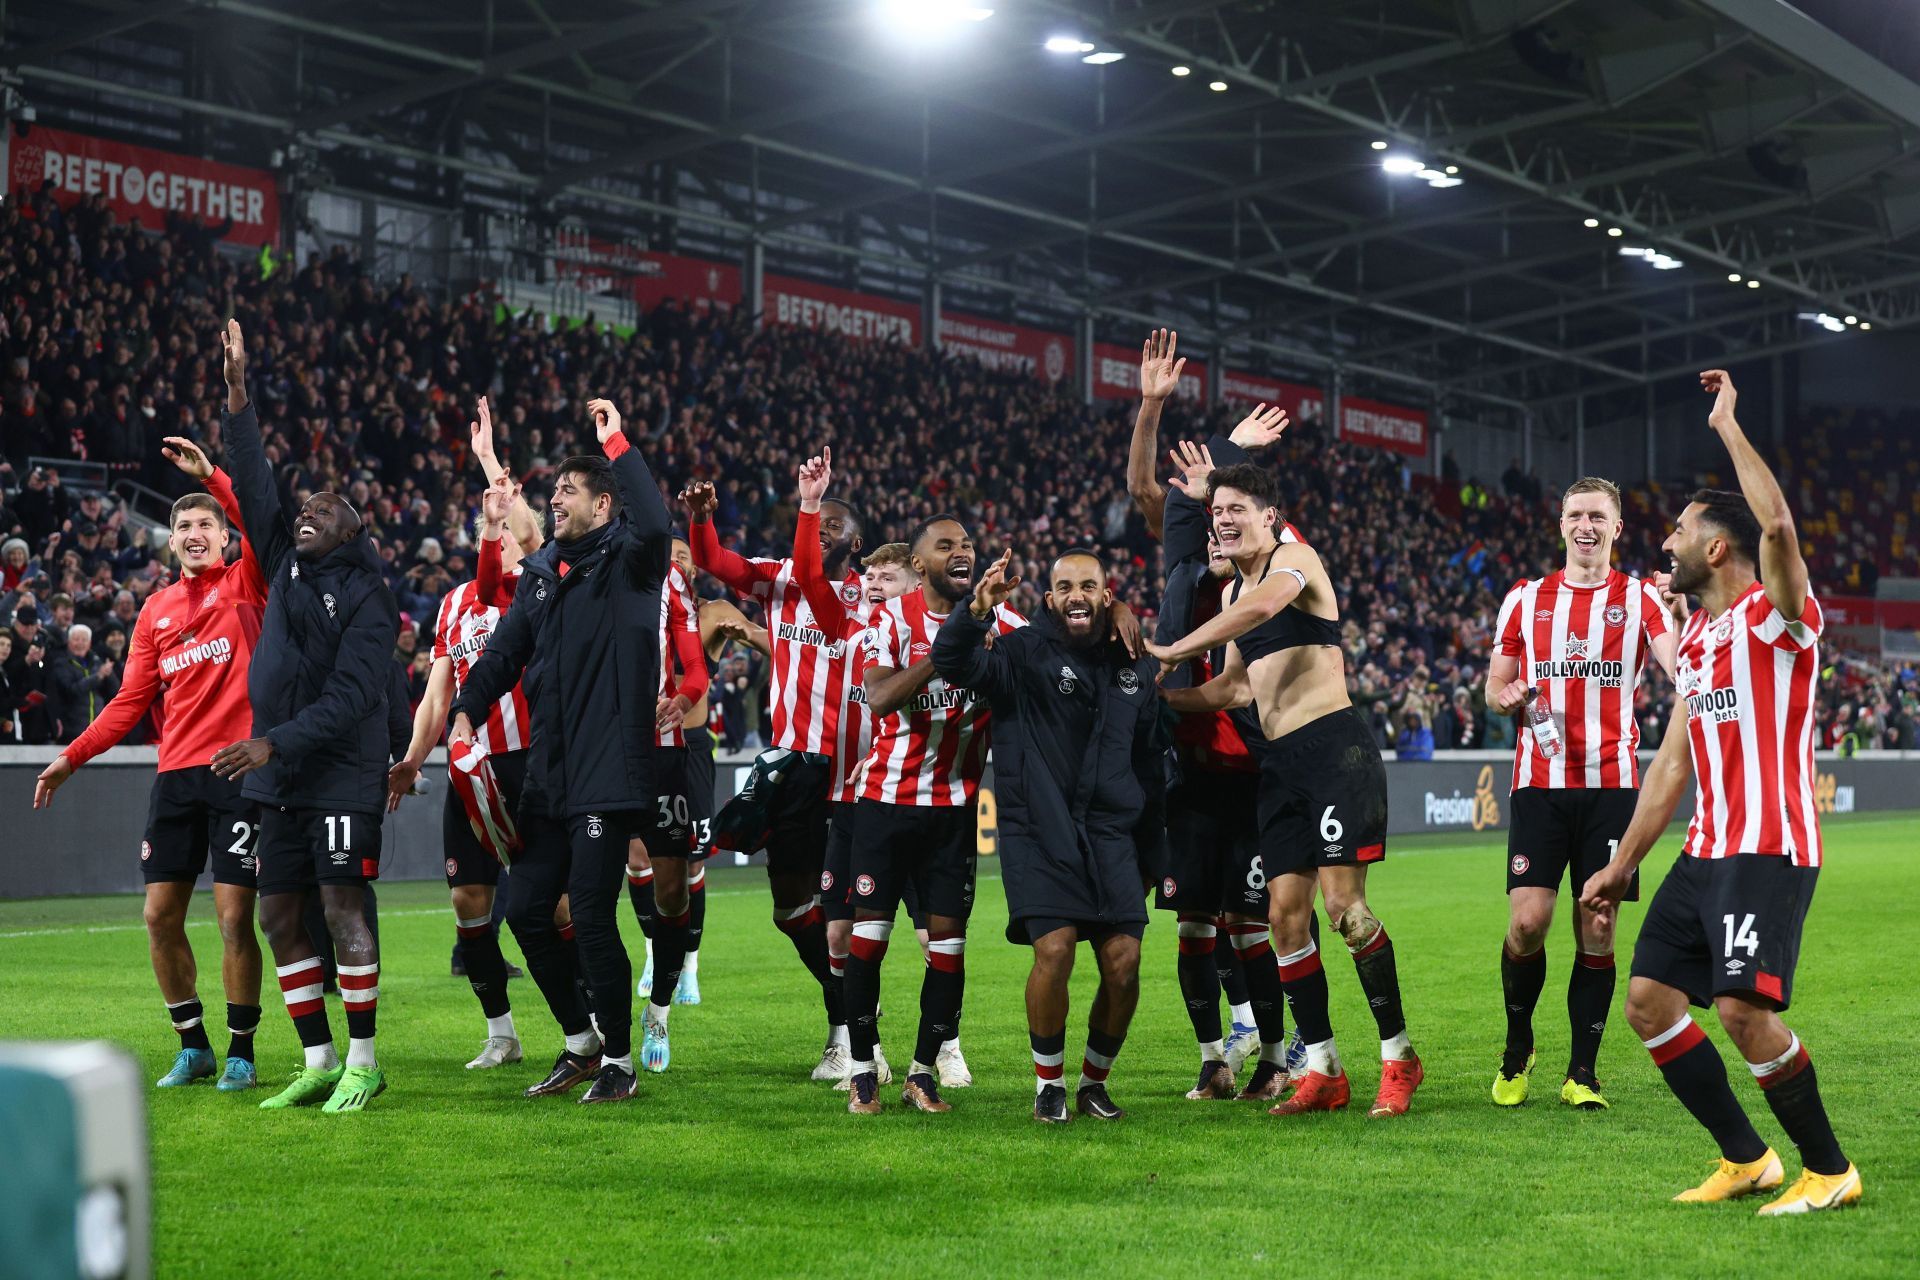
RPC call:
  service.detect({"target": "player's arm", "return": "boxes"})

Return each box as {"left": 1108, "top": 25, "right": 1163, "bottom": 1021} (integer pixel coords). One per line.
{"left": 450, "top": 588, "right": 538, "bottom": 738}
{"left": 682, "top": 479, "right": 776, "bottom": 598}
{"left": 468, "top": 396, "right": 506, "bottom": 486}
{"left": 791, "top": 448, "right": 853, "bottom": 629}
{"left": 1147, "top": 543, "right": 1315, "bottom": 670}
{"left": 1161, "top": 640, "right": 1253, "bottom": 713}
{"left": 215, "top": 319, "right": 293, "bottom": 571}
{"left": 658, "top": 582, "right": 711, "bottom": 736}
{"left": 1649, "top": 626, "right": 1678, "bottom": 681}
{"left": 200, "top": 466, "right": 268, "bottom": 597}
{"left": 1127, "top": 330, "right": 1184, "bottom": 538}
{"left": 589, "top": 400, "right": 671, "bottom": 544}
{"left": 863, "top": 605, "right": 936, "bottom": 719}
{"left": 930, "top": 550, "right": 1020, "bottom": 699}
{"left": 233, "top": 587, "right": 395, "bottom": 777}
{"left": 699, "top": 598, "right": 770, "bottom": 661}
{"left": 1485, "top": 583, "right": 1531, "bottom": 715}
{"left": 1701, "top": 368, "right": 1806, "bottom": 620}
{"left": 475, "top": 478, "right": 516, "bottom": 607}
{"left": 1580, "top": 697, "right": 1693, "bottom": 911}
{"left": 35, "top": 612, "right": 162, "bottom": 806}
{"left": 387, "top": 655, "right": 453, "bottom": 811}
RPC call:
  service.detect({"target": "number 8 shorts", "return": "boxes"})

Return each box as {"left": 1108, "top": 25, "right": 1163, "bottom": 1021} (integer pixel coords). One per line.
{"left": 1257, "top": 707, "right": 1389, "bottom": 875}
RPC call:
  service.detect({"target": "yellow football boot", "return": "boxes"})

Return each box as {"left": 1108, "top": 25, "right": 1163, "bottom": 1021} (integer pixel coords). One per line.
{"left": 1757, "top": 1165, "right": 1862, "bottom": 1216}
{"left": 1491, "top": 1050, "right": 1534, "bottom": 1107}
{"left": 1673, "top": 1149, "right": 1784, "bottom": 1202}
{"left": 1559, "top": 1077, "right": 1609, "bottom": 1110}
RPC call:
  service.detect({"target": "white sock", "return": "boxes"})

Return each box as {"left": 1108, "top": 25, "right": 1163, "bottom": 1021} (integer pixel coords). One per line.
{"left": 683, "top": 950, "right": 700, "bottom": 975}
{"left": 345, "top": 1037, "right": 376, "bottom": 1069}
{"left": 564, "top": 1029, "right": 600, "bottom": 1056}
{"left": 1259, "top": 1040, "right": 1290, "bottom": 1066}
{"left": 1305, "top": 1037, "right": 1340, "bottom": 1076}
{"left": 1199, "top": 1038, "right": 1225, "bottom": 1065}
{"left": 1229, "top": 1001, "right": 1255, "bottom": 1028}
{"left": 601, "top": 1052, "right": 634, "bottom": 1074}
{"left": 850, "top": 1057, "right": 874, "bottom": 1077}
{"left": 644, "top": 938, "right": 655, "bottom": 964}
{"left": 941, "top": 1036, "right": 960, "bottom": 1054}
{"left": 304, "top": 1042, "right": 340, "bottom": 1072}
{"left": 910, "top": 1059, "right": 933, "bottom": 1079}
{"left": 1381, "top": 1031, "right": 1413, "bottom": 1061}
{"left": 645, "top": 1002, "right": 670, "bottom": 1028}
{"left": 830, "top": 1023, "right": 851, "bottom": 1049}
{"left": 485, "top": 1014, "right": 516, "bottom": 1041}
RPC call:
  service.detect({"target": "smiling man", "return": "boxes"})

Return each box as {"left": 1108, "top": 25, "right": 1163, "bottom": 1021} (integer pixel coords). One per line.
{"left": 1485, "top": 478, "right": 1677, "bottom": 1111}
{"left": 212, "top": 319, "right": 401, "bottom": 1115}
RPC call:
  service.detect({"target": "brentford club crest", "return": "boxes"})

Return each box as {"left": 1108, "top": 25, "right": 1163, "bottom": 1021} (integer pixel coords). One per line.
{"left": 141, "top": 841, "right": 152, "bottom": 861}
{"left": 1510, "top": 854, "right": 1529, "bottom": 876}
{"left": 855, "top": 874, "right": 875, "bottom": 897}
{"left": 840, "top": 584, "right": 860, "bottom": 605}
{"left": 446, "top": 858, "right": 459, "bottom": 879}
{"left": 820, "top": 870, "right": 835, "bottom": 892}
{"left": 1603, "top": 604, "right": 1627, "bottom": 627}
{"left": 1162, "top": 876, "right": 1177, "bottom": 898}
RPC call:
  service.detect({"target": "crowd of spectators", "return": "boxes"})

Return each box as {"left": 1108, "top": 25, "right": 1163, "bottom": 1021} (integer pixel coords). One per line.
{"left": 2, "top": 188, "right": 1915, "bottom": 755}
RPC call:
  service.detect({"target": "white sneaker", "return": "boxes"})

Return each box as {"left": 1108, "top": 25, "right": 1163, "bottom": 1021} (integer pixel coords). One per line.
{"left": 812, "top": 1040, "right": 850, "bottom": 1083}
{"left": 936, "top": 1039, "right": 973, "bottom": 1088}
{"left": 465, "top": 1036, "right": 523, "bottom": 1070}
{"left": 1223, "top": 1021, "right": 1260, "bottom": 1075}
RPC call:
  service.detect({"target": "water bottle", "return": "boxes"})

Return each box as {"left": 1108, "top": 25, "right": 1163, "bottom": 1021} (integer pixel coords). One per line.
{"left": 1524, "top": 687, "right": 1563, "bottom": 759}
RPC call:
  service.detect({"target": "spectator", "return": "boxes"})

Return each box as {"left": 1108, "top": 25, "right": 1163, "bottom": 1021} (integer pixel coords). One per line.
{"left": 1434, "top": 686, "right": 1480, "bottom": 751}
{"left": 1395, "top": 702, "right": 1435, "bottom": 761}
{"left": 46, "top": 621, "right": 117, "bottom": 742}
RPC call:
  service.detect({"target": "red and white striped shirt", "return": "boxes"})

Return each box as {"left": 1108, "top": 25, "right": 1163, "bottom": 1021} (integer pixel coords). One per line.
{"left": 858, "top": 592, "right": 1024, "bottom": 807}
{"left": 1495, "top": 569, "right": 1671, "bottom": 791}
{"left": 433, "top": 572, "right": 531, "bottom": 755}
{"left": 657, "top": 564, "right": 702, "bottom": 749}
{"left": 689, "top": 522, "right": 858, "bottom": 755}
{"left": 832, "top": 602, "right": 884, "bottom": 803}
{"left": 1676, "top": 584, "right": 1824, "bottom": 866}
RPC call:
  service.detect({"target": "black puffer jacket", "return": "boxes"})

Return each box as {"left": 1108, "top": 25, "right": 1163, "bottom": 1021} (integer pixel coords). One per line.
{"left": 453, "top": 434, "right": 671, "bottom": 816}
{"left": 932, "top": 605, "right": 1167, "bottom": 940}
{"left": 224, "top": 403, "right": 400, "bottom": 815}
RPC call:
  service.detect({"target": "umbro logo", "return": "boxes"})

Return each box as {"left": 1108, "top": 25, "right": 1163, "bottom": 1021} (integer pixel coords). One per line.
{"left": 1324, "top": 843, "right": 1343, "bottom": 855}
{"left": 1535, "top": 609, "right": 1554, "bottom": 621}
{"left": 1724, "top": 958, "right": 1746, "bottom": 975}
{"left": 330, "top": 850, "right": 349, "bottom": 864}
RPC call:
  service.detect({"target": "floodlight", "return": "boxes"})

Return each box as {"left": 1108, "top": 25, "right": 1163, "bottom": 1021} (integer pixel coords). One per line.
{"left": 1370, "top": 140, "right": 1388, "bottom": 151}
{"left": 1045, "top": 35, "right": 1094, "bottom": 53}
{"left": 1171, "top": 65, "right": 1191, "bottom": 76}
{"left": 1727, "top": 272, "right": 1742, "bottom": 282}
{"left": 1208, "top": 80, "right": 1228, "bottom": 91}
{"left": 1082, "top": 51, "right": 1125, "bottom": 64}
{"left": 1381, "top": 154, "right": 1423, "bottom": 175}
{"left": 1747, "top": 279, "right": 1761, "bottom": 288}
{"left": 1606, "top": 226, "right": 1623, "bottom": 237}
{"left": 1583, "top": 217, "right": 1599, "bottom": 228}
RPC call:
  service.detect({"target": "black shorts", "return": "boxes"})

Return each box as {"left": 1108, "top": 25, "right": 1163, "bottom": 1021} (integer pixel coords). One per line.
{"left": 1020, "top": 916, "right": 1147, "bottom": 945}
{"left": 767, "top": 751, "right": 834, "bottom": 878}
{"left": 685, "top": 731, "right": 716, "bottom": 860}
{"left": 1507, "top": 787, "right": 1640, "bottom": 901}
{"left": 1257, "top": 707, "right": 1388, "bottom": 875}
{"left": 1156, "top": 766, "right": 1264, "bottom": 916}
{"left": 141, "top": 767, "right": 259, "bottom": 888}
{"left": 825, "top": 800, "right": 926, "bottom": 926}
{"left": 255, "top": 805, "right": 383, "bottom": 896}
{"left": 849, "top": 799, "right": 976, "bottom": 922}
{"left": 1632, "top": 855, "right": 1818, "bottom": 1011}
{"left": 442, "top": 748, "right": 528, "bottom": 888}
{"left": 641, "top": 746, "right": 706, "bottom": 861}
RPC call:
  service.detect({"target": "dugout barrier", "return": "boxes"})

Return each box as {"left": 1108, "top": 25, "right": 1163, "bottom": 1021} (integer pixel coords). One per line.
{"left": 4, "top": 745, "right": 1915, "bottom": 899}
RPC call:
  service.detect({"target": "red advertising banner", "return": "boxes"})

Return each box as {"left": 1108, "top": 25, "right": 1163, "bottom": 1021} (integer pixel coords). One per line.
{"left": 1091, "top": 341, "right": 1207, "bottom": 404}
{"left": 937, "top": 310, "right": 1074, "bottom": 383}
{"left": 6, "top": 123, "right": 279, "bottom": 246}
{"left": 764, "top": 274, "right": 918, "bottom": 346}
{"left": 1823, "top": 595, "right": 1920, "bottom": 658}
{"left": 1339, "top": 395, "right": 1428, "bottom": 457}
{"left": 552, "top": 231, "right": 740, "bottom": 311}
{"left": 1221, "top": 369, "right": 1325, "bottom": 424}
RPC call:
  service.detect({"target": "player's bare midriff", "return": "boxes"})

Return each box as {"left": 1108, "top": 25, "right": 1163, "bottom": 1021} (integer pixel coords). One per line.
{"left": 1245, "top": 637, "right": 1349, "bottom": 740}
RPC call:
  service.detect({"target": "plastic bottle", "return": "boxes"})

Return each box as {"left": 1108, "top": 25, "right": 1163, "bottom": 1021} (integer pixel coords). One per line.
{"left": 1524, "top": 687, "right": 1563, "bottom": 759}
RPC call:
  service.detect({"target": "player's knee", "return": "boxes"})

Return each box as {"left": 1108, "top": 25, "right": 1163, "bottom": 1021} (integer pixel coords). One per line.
{"left": 143, "top": 899, "right": 186, "bottom": 935}
{"left": 1331, "top": 900, "right": 1380, "bottom": 952}
{"left": 215, "top": 906, "right": 253, "bottom": 949}
{"left": 1713, "top": 994, "right": 1774, "bottom": 1050}
{"left": 1031, "top": 932, "right": 1075, "bottom": 974}
{"left": 1622, "top": 977, "right": 1674, "bottom": 1038}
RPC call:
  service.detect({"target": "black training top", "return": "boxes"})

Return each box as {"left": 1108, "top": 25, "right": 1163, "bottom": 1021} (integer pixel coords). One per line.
{"left": 1228, "top": 546, "right": 1341, "bottom": 664}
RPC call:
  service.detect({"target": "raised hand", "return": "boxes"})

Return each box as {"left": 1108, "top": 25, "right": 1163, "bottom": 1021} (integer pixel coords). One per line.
{"left": 1699, "top": 369, "right": 1737, "bottom": 432}
{"left": 586, "top": 397, "right": 622, "bottom": 445}
{"left": 220, "top": 319, "right": 246, "bottom": 389}
{"left": 1139, "top": 328, "right": 1186, "bottom": 403}
{"left": 1229, "top": 403, "right": 1290, "bottom": 449}
{"left": 161, "top": 436, "right": 214, "bottom": 482}
{"left": 481, "top": 475, "right": 515, "bottom": 533}
{"left": 469, "top": 396, "right": 501, "bottom": 478}
{"left": 797, "top": 446, "right": 833, "bottom": 512}
{"left": 1652, "top": 570, "right": 1691, "bottom": 626}
{"left": 970, "top": 548, "right": 1021, "bottom": 618}
{"left": 1166, "top": 439, "right": 1216, "bottom": 501}
{"left": 680, "top": 479, "right": 717, "bottom": 523}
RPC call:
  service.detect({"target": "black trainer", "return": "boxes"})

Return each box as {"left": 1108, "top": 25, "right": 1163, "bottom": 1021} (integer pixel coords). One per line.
{"left": 1236, "top": 1059, "right": 1289, "bottom": 1101}
{"left": 1186, "top": 1059, "right": 1236, "bottom": 1100}
{"left": 527, "top": 1049, "right": 601, "bottom": 1098}
{"left": 1034, "top": 1083, "right": 1069, "bottom": 1124}
{"left": 902, "top": 1071, "right": 951, "bottom": 1113}
{"left": 1076, "top": 1083, "right": 1127, "bottom": 1120}
{"left": 579, "top": 1062, "right": 638, "bottom": 1104}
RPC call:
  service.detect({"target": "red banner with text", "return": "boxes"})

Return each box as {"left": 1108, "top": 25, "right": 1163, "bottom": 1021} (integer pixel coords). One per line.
{"left": 1338, "top": 396, "right": 1428, "bottom": 457}
{"left": 763, "top": 274, "right": 919, "bottom": 346}
{"left": 6, "top": 123, "right": 279, "bottom": 246}
{"left": 937, "top": 310, "right": 1074, "bottom": 383}
{"left": 1091, "top": 341, "right": 1207, "bottom": 404}
{"left": 551, "top": 231, "right": 741, "bottom": 311}
{"left": 1221, "top": 369, "right": 1325, "bottom": 425}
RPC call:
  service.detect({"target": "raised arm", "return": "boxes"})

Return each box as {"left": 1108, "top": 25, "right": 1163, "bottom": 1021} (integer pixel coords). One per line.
{"left": 588, "top": 399, "right": 671, "bottom": 543}
{"left": 930, "top": 549, "right": 1021, "bottom": 701}
{"left": 700, "top": 598, "right": 771, "bottom": 662}
{"left": 162, "top": 432, "right": 267, "bottom": 598}
{"left": 469, "top": 396, "right": 506, "bottom": 486}
{"left": 682, "top": 479, "right": 777, "bottom": 598}
{"left": 1127, "top": 329, "right": 1186, "bottom": 538}
{"left": 792, "top": 448, "right": 853, "bottom": 630}
{"left": 474, "top": 478, "right": 516, "bottom": 608}
{"left": 1700, "top": 369, "right": 1806, "bottom": 620}
{"left": 216, "top": 319, "right": 292, "bottom": 570}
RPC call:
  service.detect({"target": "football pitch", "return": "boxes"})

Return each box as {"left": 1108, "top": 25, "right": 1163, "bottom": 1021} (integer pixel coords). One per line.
{"left": 3, "top": 815, "right": 1915, "bottom": 1278}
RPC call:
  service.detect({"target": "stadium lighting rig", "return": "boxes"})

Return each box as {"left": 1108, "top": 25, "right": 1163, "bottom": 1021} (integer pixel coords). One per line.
{"left": 1619, "top": 245, "right": 1684, "bottom": 271}
{"left": 875, "top": 1, "right": 994, "bottom": 41}
{"left": 1380, "top": 153, "right": 1462, "bottom": 189}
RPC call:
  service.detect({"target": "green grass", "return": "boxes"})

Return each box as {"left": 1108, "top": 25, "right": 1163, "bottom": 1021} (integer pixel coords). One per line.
{"left": 4, "top": 815, "right": 1916, "bottom": 1278}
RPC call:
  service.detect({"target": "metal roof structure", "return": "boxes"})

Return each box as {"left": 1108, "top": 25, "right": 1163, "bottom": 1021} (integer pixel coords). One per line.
{"left": 7, "top": 0, "right": 1920, "bottom": 424}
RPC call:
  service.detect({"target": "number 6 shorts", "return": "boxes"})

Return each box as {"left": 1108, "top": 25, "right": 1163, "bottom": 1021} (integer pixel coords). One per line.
{"left": 256, "top": 805, "right": 384, "bottom": 895}
{"left": 1257, "top": 707, "right": 1389, "bottom": 875}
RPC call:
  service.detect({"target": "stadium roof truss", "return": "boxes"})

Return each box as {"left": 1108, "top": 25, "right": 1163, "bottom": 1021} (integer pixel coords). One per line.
{"left": 10, "top": 0, "right": 1920, "bottom": 419}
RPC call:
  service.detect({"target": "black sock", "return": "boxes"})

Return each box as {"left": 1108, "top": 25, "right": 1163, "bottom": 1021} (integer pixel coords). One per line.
{"left": 516, "top": 918, "right": 591, "bottom": 1038}
{"left": 1756, "top": 1041, "right": 1849, "bottom": 1176}
{"left": 1351, "top": 925, "right": 1407, "bottom": 1044}
{"left": 1646, "top": 1018, "right": 1768, "bottom": 1163}
{"left": 168, "top": 998, "right": 212, "bottom": 1052}
{"left": 1501, "top": 942, "right": 1547, "bottom": 1069}
{"left": 915, "top": 932, "right": 965, "bottom": 1067}
{"left": 777, "top": 901, "right": 844, "bottom": 1027}
{"left": 626, "top": 871, "right": 657, "bottom": 939}
{"left": 1176, "top": 918, "right": 1223, "bottom": 1047}
{"left": 648, "top": 910, "right": 690, "bottom": 1012}
{"left": 1276, "top": 943, "right": 1334, "bottom": 1047}
{"left": 292, "top": 1008, "right": 334, "bottom": 1051}
{"left": 1226, "top": 922, "right": 1290, "bottom": 1047}
{"left": 1566, "top": 952, "right": 1615, "bottom": 1084}
{"left": 226, "top": 1002, "right": 260, "bottom": 1063}
{"left": 845, "top": 923, "right": 888, "bottom": 1065}
{"left": 1214, "top": 915, "right": 1250, "bottom": 1011}
{"left": 457, "top": 922, "right": 513, "bottom": 1020}
{"left": 686, "top": 873, "right": 706, "bottom": 955}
